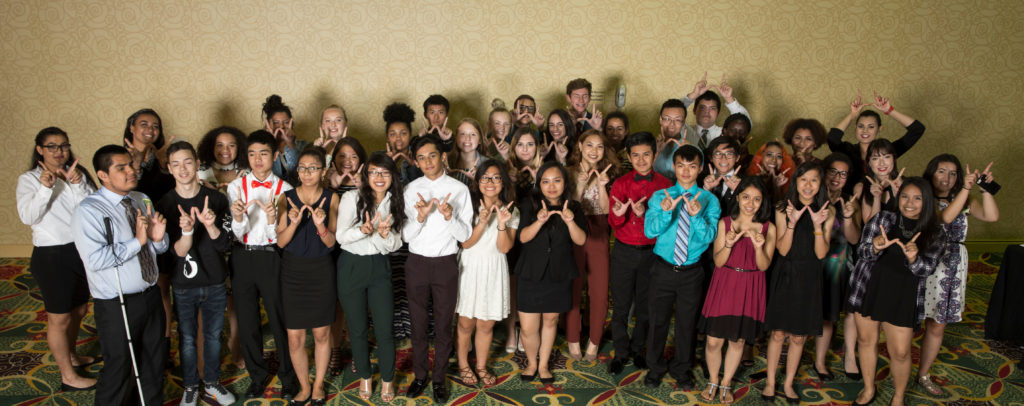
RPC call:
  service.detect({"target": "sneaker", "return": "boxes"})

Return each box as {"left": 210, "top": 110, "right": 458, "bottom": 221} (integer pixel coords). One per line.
{"left": 179, "top": 386, "right": 199, "bottom": 406}
{"left": 204, "top": 381, "right": 237, "bottom": 406}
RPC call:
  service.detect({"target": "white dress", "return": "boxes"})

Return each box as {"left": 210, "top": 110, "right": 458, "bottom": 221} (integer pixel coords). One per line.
{"left": 923, "top": 201, "right": 969, "bottom": 324}
{"left": 455, "top": 208, "right": 520, "bottom": 321}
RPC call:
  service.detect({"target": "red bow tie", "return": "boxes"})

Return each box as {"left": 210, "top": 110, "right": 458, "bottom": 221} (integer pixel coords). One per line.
{"left": 251, "top": 180, "right": 272, "bottom": 188}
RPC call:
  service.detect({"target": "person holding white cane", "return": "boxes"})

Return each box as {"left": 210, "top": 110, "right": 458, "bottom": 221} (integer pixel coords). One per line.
{"left": 73, "top": 144, "right": 169, "bottom": 405}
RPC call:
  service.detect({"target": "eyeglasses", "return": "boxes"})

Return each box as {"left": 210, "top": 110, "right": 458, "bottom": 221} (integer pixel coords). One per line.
{"left": 518, "top": 106, "right": 536, "bottom": 114}
{"left": 827, "top": 168, "right": 849, "bottom": 179}
{"left": 712, "top": 151, "right": 736, "bottom": 159}
{"left": 479, "top": 176, "right": 501, "bottom": 184}
{"left": 368, "top": 170, "right": 392, "bottom": 178}
{"left": 297, "top": 166, "right": 322, "bottom": 174}
{"left": 42, "top": 143, "right": 72, "bottom": 152}
{"left": 660, "top": 116, "right": 684, "bottom": 125}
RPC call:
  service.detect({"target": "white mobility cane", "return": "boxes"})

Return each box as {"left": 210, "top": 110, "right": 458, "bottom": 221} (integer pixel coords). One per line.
{"left": 106, "top": 217, "right": 146, "bottom": 406}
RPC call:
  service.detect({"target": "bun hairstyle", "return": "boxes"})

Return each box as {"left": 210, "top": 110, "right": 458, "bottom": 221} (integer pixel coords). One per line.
{"left": 383, "top": 102, "right": 415, "bottom": 129}
{"left": 491, "top": 98, "right": 506, "bottom": 110}
{"left": 262, "top": 94, "right": 292, "bottom": 120}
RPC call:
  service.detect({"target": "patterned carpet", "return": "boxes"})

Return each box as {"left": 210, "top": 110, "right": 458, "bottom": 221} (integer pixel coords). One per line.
{"left": 1, "top": 252, "right": 1021, "bottom": 405}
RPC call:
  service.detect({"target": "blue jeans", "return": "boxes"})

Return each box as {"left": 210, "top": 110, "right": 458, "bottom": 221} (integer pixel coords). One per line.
{"left": 174, "top": 283, "right": 227, "bottom": 387}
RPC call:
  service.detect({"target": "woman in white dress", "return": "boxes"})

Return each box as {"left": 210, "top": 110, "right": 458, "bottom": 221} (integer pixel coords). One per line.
{"left": 455, "top": 159, "right": 519, "bottom": 387}
{"left": 917, "top": 154, "right": 999, "bottom": 395}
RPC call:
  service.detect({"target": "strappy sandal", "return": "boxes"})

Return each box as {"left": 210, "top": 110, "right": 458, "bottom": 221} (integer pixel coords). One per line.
{"left": 381, "top": 381, "right": 395, "bottom": 403}
{"left": 328, "top": 347, "right": 343, "bottom": 376}
{"left": 358, "top": 378, "right": 372, "bottom": 400}
{"left": 700, "top": 382, "right": 719, "bottom": 402}
{"left": 720, "top": 385, "right": 735, "bottom": 405}
{"left": 918, "top": 374, "right": 943, "bottom": 396}
{"left": 476, "top": 367, "right": 497, "bottom": 387}
{"left": 459, "top": 366, "right": 478, "bottom": 386}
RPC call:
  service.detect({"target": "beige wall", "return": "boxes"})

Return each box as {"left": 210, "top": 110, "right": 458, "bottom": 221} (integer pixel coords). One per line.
{"left": 2, "top": 0, "right": 1022, "bottom": 247}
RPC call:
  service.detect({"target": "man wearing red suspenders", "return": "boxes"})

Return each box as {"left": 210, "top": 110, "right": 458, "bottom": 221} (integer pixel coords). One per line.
{"left": 227, "top": 130, "right": 299, "bottom": 400}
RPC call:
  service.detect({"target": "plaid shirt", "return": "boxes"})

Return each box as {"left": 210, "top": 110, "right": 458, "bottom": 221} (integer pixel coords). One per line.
{"left": 847, "top": 211, "right": 946, "bottom": 326}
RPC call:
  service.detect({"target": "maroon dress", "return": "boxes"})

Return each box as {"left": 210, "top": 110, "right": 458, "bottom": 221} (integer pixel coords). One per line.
{"left": 698, "top": 217, "right": 768, "bottom": 342}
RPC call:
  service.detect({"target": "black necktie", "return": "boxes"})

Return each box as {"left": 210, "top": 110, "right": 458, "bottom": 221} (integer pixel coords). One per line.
{"left": 699, "top": 129, "right": 709, "bottom": 150}
{"left": 121, "top": 198, "right": 158, "bottom": 283}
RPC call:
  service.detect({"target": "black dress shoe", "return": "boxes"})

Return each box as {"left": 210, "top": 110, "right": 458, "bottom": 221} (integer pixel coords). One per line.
{"left": 406, "top": 379, "right": 428, "bottom": 398}
{"left": 844, "top": 369, "right": 863, "bottom": 381}
{"left": 644, "top": 374, "right": 661, "bottom": 388}
{"left": 432, "top": 381, "right": 449, "bottom": 403}
{"left": 520, "top": 372, "right": 536, "bottom": 382}
{"left": 287, "top": 397, "right": 309, "bottom": 406}
{"left": 60, "top": 382, "right": 96, "bottom": 392}
{"left": 814, "top": 367, "right": 834, "bottom": 381}
{"left": 539, "top": 374, "right": 555, "bottom": 385}
{"left": 281, "top": 385, "right": 298, "bottom": 400}
{"left": 633, "top": 354, "right": 648, "bottom": 370}
{"left": 608, "top": 358, "right": 625, "bottom": 375}
{"left": 245, "top": 382, "right": 266, "bottom": 399}
{"left": 784, "top": 390, "right": 802, "bottom": 404}
{"left": 761, "top": 392, "right": 776, "bottom": 402}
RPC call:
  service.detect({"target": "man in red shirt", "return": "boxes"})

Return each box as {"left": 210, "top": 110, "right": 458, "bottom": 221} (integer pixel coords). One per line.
{"left": 606, "top": 132, "right": 672, "bottom": 375}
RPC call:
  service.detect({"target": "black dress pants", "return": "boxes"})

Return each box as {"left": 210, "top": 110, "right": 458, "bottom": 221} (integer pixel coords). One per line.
{"left": 231, "top": 247, "right": 297, "bottom": 389}
{"left": 609, "top": 242, "right": 655, "bottom": 360}
{"left": 645, "top": 259, "right": 704, "bottom": 384}
{"left": 93, "top": 287, "right": 166, "bottom": 406}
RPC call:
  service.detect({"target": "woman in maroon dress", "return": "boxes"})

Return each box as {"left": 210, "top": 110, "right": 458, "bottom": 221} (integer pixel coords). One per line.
{"left": 698, "top": 177, "right": 777, "bottom": 404}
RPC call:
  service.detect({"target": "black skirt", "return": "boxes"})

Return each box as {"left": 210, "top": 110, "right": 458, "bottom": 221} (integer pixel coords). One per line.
{"left": 859, "top": 246, "right": 919, "bottom": 329}
{"left": 516, "top": 274, "right": 571, "bottom": 314}
{"left": 30, "top": 243, "right": 91, "bottom": 313}
{"left": 281, "top": 252, "right": 336, "bottom": 329}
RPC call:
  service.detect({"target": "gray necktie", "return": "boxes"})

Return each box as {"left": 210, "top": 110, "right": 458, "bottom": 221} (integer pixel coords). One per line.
{"left": 699, "top": 129, "right": 709, "bottom": 150}
{"left": 121, "top": 198, "right": 158, "bottom": 283}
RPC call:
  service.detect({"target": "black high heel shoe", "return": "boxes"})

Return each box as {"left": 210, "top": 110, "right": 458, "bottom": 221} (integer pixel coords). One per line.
{"left": 844, "top": 368, "right": 863, "bottom": 381}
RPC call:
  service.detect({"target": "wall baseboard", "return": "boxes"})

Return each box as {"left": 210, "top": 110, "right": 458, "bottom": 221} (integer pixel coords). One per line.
{"left": 0, "top": 245, "right": 32, "bottom": 258}
{"left": 1, "top": 241, "right": 1022, "bottom": 260}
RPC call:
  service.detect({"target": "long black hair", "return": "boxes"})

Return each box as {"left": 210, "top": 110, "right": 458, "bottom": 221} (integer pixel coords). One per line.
{"left": 776, "top": 161, "right": 829, "bottom": 212}
{"left": 730, "top": 176, "right": 773, "bottom": 223}
{"left": 197, "top": 126, "right": 248, "bottom": 170}
{"left": 123, "top": 108, "right": 165, "bottom": 149}
{"left": 354, "top": 152, "right": 406, "bottom": 234}
{"left": 471, "top": 159, "right": 516, "bottom": 224}
{"left": 545, "top": 108, "right": 576, "bottom": 146}
{"left": 30, "top": 127, "right": 97, "bottom": 189}
{"left": 531, "top": 161, "right": 573, "bottom": 209}
{"left": 922, "top": 154, "right": 965, "bottom": 199}
{"left": 894, "top": 176, "right": 940, "bottom": 253}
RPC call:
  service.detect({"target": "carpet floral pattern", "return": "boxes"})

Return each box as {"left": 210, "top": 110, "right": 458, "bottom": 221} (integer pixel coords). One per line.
{"left": 0, "top": 253, "right": 1021, "bottom": 405}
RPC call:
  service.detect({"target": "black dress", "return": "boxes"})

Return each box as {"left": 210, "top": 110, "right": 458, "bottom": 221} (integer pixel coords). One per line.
{"left": 764, "top": 203, "right": 824, "bottom": 336}
{"left": 513, "top": 198, "right": 588, "bottom": 313}
{"left": 858, "top": 217, "right": 920, "bottom": 328}
{"left": 280, "top": 189, "right": 337, "bottom": 329}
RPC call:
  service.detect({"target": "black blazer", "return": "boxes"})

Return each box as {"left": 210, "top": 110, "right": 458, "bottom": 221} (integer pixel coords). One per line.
{"left": 513, "top": 197, "right": 588, "bottom": 283}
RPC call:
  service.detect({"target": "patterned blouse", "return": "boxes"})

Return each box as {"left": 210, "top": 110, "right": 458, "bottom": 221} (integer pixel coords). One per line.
{"left": 847, "top": 210, "right": 946, "bottom": 325}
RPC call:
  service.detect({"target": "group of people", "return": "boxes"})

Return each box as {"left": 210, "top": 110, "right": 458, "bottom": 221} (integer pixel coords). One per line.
{"left": 16, "top": 75, "right": 1001, "bottom": 406}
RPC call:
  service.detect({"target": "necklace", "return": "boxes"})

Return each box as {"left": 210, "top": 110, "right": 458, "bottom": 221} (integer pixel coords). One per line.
{"left": 213, "top": 162, "right": 236, "bottom": 172}
{"left": 897, "top": 215, "right": 916, "bottom": 240}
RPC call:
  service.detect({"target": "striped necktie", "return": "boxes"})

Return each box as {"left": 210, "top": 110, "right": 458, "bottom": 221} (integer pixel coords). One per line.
{"left": 121, "top": 198, "right": 158, "bottom": 283}
{"left": 698, "top": 128, "right": 709, "bottom": 150}
{"left": 672, "top": 192, "right": 693, "bottom": 265}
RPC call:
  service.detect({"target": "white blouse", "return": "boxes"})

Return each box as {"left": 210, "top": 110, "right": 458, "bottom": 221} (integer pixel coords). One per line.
{"left": 17, "top": 167, "right": 96, "bottom": 246}
{"left": 335, "top": 190, "right": 403, "bottom": 255}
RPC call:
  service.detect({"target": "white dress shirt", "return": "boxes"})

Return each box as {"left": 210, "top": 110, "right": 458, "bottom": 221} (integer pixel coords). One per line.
{"left": 72, "top": 188, "right": 170, "bottom": 299}
{"left": 17, "top": 167, "right": 95, "bottom": 246}
{"left": 335, "top": 190, "right": 403, "bottom": 255}
{"left": 227, "top": 173, "right": 292, "bottom": 245}
{"left": 402, "top": 174, "right": 473, "bottom": 257}
{"left": 681, "top": 97, "right": 752, "bottom": 142}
